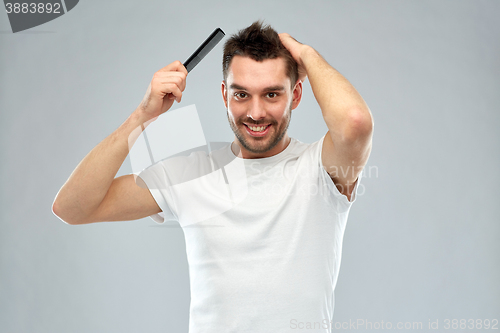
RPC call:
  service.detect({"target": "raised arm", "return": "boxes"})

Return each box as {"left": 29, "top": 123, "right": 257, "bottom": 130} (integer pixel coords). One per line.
{"left": 52, "top": 61, "right": 188, "bottom": 224}
{"left": 279, "top": 33, "right": 373, "bottom": 201}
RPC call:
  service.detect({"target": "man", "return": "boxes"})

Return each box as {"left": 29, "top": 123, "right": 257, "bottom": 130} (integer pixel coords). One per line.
{"left": 53, "top": 21, "right": 373, "bottom": 332}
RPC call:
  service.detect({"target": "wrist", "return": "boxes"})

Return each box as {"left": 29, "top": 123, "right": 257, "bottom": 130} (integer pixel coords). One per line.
{"left": 299, "top": 45, "right": 318, "bottom": 65}
{"left": 130, "top": 107, "right": 157, "bottom": 128}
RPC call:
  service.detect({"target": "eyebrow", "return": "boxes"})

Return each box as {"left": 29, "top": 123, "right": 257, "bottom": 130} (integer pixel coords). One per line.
{"left": 229, "top": 84, "right": 286, "bottom": 92}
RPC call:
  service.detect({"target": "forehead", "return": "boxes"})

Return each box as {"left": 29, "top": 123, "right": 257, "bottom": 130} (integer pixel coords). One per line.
{"left": 227, "top": 55, "right": 290, "bottom": 90}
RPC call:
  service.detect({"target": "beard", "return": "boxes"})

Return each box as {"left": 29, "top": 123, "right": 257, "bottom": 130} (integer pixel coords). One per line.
{"left": 227, "top": 104, "right": 292, "bottom": 154}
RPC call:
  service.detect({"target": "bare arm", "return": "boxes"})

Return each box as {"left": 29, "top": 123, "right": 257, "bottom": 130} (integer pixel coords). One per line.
{"left": 279, "top": 34, "right": 373, "bottom": 201}
{"left": 52, "top": 61, "right": 188, "bottom": 224}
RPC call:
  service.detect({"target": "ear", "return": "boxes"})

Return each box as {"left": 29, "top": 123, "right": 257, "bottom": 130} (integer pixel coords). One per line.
{"left": 291, "top": 79, "right": 303, "bottom": 110}
{"left": 221, "top": 80, "right": 228, "bottom": 109}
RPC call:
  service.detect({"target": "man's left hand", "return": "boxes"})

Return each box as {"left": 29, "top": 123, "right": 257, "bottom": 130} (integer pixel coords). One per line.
{"left": 278, "top": 33, "right": 308, "bottom": 84}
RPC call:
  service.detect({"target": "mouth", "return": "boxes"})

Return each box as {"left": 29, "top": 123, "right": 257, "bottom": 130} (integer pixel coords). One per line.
{"left": 243, "top": 123, "right": 272, "bottom": 137}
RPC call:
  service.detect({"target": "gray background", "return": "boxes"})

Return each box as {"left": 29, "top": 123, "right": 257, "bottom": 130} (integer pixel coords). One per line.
{"left": 1, "top": 0, "right": 499, "bottom": 332}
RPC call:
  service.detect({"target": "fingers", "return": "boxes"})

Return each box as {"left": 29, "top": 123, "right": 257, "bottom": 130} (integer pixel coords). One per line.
{"left": 278, "top": 32, "right": 290, "bottom": 40}
{"left": 279, "top": 33, "right": 302, "bottom": 50}
{"left": 279, "top": 33, "right": 308, "bottom": 83}
{"left": 166, "top": 83, "right": 183, "bottom": 103}
{"left": 159, "top": 60, "right": 188, "bottom": 76}
{"left": 137, "top": 60, "right": 191, "bottom": 119}
{"left": 152, "top": 61, "right": 188, "bottom": 103}
{"left": 278, "top": 33, "right": 292, "bottom": 44}
{"left": 153, "top": 72, "right": 187, "bottom": 93}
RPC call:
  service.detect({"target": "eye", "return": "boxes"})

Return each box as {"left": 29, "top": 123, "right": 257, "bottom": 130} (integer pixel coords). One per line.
{"left": 267, "top": 92, "right": 278, "bottom": 98}
{"left": 234, "top": 92, "right": 247, "bottom": 99}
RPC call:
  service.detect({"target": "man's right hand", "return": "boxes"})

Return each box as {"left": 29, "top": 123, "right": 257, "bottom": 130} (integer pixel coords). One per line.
{"left": 52, "top": 61, "right": 188, "bottom": 225}
{"left": 136, "top": 60, "right": 188, "bottom": 122}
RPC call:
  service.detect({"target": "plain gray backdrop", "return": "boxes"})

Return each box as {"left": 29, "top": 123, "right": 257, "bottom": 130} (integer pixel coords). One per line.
{"left": 1, "top": 1, "right": 499, "bottom": 332}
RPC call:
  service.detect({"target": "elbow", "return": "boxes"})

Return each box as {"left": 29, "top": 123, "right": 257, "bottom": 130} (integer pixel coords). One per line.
{"left": 341, "top": 107, "right": 373, "bottom": 143}
{"left": 52, "top": 197, "right": 83, "bottom": 225}
{"left": 52, "top": 199, "right": 73, "bottom": 225}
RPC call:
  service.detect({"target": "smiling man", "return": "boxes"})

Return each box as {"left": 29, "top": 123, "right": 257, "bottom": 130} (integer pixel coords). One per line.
{"left": 222, "top": 25, "right": 299, "bottom": 160}
{"left": 223, "top": 55, "right": 296, "bottom": 158}
{"left": 53, "top": 21, "right": 373, "bottom": 332}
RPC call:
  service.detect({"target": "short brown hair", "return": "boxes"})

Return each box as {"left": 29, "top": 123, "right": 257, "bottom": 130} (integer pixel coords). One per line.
{"left": 222, "top": 21, "right": 298, "bottom": 87}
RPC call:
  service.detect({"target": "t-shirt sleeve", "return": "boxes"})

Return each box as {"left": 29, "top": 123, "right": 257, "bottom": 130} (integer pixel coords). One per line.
{"left": 135, "top": 161, "right": 178, "bottom": 224}
{"left": 314, "top": 133, "right": 362, "bottom": 212}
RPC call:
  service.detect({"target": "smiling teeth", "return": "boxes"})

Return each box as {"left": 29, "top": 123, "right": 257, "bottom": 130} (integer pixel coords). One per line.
{"left": 248, "top": 125, "right": 267, "bottom": 132}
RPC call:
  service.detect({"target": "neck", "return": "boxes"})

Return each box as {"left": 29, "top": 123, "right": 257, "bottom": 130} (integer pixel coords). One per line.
{"left": 231, "top": 134, "right": 291, "bottom": 159}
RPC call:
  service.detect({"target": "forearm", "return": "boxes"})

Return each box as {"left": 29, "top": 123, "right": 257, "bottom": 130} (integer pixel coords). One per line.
{"left": 53, "top": 110, "right": 149, "bottom": 223}
{"left": 301, "top": 46, "right": 372, "bottom": 140}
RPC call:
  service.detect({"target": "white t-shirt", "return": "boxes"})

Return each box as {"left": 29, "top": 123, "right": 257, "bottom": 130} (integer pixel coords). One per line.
{"left": 138, "top": 134, "right": 361, "bottom": 333}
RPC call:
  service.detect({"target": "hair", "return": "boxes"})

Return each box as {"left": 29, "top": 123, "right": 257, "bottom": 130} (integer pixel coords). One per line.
{"left": 222, "top": 21, "right": 298, "bottom": 87}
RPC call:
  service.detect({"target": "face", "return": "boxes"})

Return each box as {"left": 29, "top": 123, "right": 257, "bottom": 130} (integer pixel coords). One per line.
{"left": 222, "top": 56, "right": 302, "bottom": 159}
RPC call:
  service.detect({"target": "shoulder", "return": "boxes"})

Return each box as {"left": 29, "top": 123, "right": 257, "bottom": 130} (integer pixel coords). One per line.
{"left": 287, "top": 136, "right": 325, "bottom": 163}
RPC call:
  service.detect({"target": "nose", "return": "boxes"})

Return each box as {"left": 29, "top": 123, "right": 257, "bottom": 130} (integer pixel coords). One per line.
{"left": 247, "top": 97, "right": 266, "bottom": 121}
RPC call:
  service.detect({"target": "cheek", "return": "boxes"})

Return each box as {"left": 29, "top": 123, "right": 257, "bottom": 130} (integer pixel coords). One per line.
{"left": 227, "top": 101, "right": 246, "bottom": 117}
{"left": 226, "top": 106, "right": 241, "bottom": 123}
{"left": 268, "top": 101, "right": 290, "bottom": 119}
